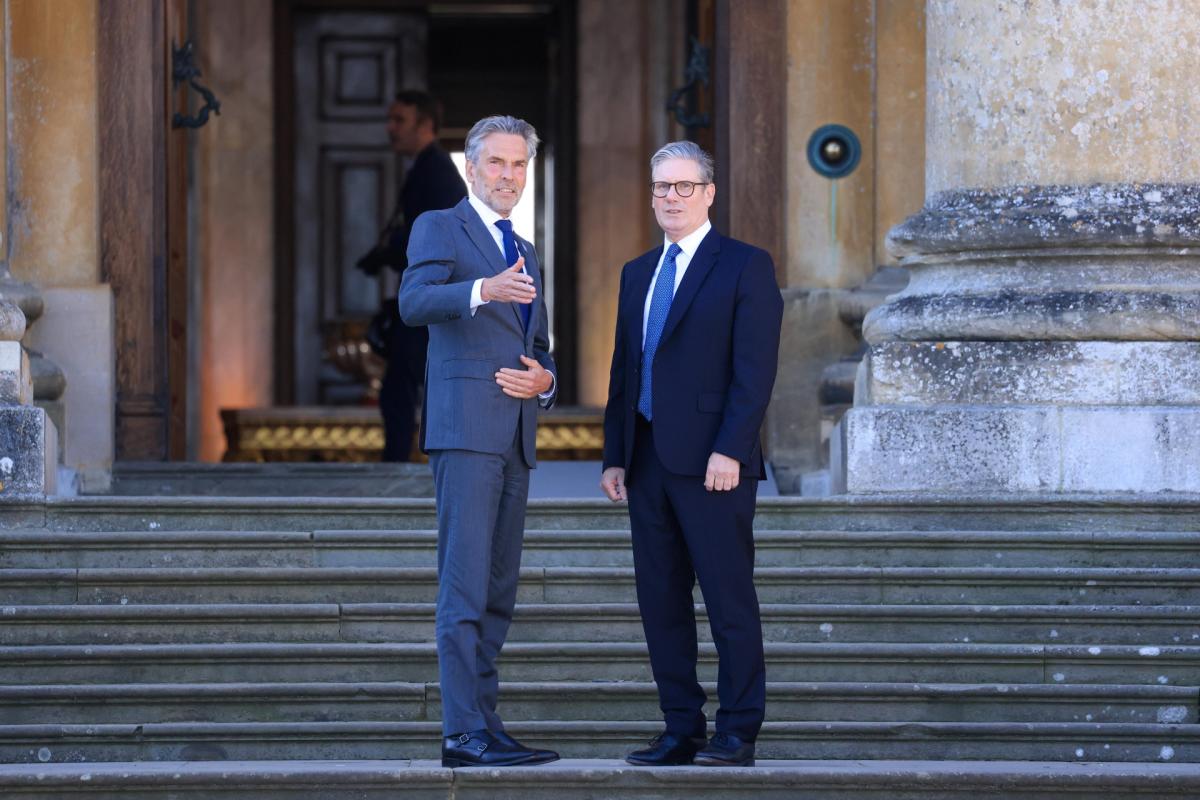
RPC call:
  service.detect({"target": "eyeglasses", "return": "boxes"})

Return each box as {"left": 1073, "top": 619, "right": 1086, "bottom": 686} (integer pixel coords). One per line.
{"left": 650, "top": 180, "right": 710, "bottom": 198}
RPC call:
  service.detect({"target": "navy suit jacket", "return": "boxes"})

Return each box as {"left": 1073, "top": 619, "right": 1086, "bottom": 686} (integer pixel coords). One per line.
{"left": 602, "top": 227, "right": 784, "bottom": 478}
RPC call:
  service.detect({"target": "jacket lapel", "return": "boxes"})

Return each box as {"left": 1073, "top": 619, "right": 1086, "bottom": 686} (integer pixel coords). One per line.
{"left": 456, "top": 198, "right": 524, "bottom": 332}
{"left": 455, "top": 199, "right": 508, "bottom": 277}
{"left": 658, "top": 227, "right": 721, "bottom": 346}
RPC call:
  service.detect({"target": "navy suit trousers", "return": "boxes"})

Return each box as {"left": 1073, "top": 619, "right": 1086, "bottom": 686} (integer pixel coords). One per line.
{"left": 627, "top": 416, "right": 766, "bottom": 741}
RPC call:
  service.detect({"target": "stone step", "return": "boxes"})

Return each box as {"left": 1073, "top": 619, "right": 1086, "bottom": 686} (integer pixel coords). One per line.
{"left": 287, "top": 529, "right": 1200, "bottom": 571}
{"left": 5, "top": 529, "right": 1200, "bottom": 570}
{"left": 0, "top": 682, "right": 428, "bottom": 725}
{"left": 14, "top": 494, "right": 1200, "bottom": 534}
{"left": 0, "top": 603, "right": 1197, "bottom": 646}
{"left": 0, "top": 681, "right": 1188, "bottom": 726}
{"left": 0, "top": 642, "right": 1194, "bottom": 686}
{"left": 0, "top": 531, "right": 322, "bottom": 569}
{"left": 106, "top": 462, "right": 435, "bottom": 498}
{"left": 7, "top": 565, "right": 1200, "bottom": 606}
{"left": 0, "top": 720, "right": 1196, "bottom": 763}
{"left": 3, "top": 759, "right": 1200, "bottom": 800}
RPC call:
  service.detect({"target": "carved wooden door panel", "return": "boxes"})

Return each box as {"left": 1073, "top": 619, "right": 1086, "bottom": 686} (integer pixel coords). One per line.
{"left": 291, "top": 11, "right": 426, "bottom": 404}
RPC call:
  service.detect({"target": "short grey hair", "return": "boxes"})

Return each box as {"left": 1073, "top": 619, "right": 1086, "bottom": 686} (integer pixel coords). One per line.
{"left": 650, "top": 140, "right": 715, "bottom": 183}
{"left": 464, "top": 115, "right": 540, "bottom": 163}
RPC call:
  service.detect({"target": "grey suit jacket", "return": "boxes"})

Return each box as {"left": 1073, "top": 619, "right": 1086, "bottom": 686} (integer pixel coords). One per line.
{"left": 399, "top": 197, "right": 556, "bottom": 468}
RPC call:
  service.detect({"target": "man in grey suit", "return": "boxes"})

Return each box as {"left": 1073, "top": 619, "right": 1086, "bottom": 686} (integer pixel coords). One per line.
{"left": 400, "top": 115, "right": 559, "bottom": 768}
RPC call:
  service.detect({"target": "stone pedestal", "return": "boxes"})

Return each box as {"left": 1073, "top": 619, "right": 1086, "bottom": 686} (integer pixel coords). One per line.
{"left": 837, "top": 1, "right": 1200, "bottom": 495}
{"left": 0, "top": 295, "right": 56, "bottom": 498}
{"left": 0, "top": 405, "right": 57, "bottom": 497}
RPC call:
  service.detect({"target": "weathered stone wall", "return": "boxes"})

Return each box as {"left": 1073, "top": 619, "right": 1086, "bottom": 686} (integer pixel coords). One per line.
{"left": 8, "top": 0, "right": 100, "bottom": 288}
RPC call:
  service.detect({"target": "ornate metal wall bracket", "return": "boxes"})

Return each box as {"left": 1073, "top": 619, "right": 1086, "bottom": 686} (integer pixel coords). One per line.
{"left": 171, "top": 40, "right": 221, "bottom": 129}
{"left": 667, "top": 36, "right": 711, "bottom": 129}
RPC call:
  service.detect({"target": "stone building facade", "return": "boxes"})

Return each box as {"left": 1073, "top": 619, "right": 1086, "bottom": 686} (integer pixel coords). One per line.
{"left": 3, "top": 0, "right": 1190, "bottom": 498}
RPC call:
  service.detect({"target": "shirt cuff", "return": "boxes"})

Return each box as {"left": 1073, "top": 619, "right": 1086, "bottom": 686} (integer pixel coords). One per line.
{"left": 538, "top": 371, "right": 556, "bottom": 400}
{"left": 469, "top": 278, "right": 489, "bottom": 316}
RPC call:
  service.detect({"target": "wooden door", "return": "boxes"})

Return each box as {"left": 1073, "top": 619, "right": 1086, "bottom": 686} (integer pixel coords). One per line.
{"left": 100, "top": 0, "right": 191, "bottom": 460}
{"left": 289, "top": 11, "right": 427, "bottom": 405}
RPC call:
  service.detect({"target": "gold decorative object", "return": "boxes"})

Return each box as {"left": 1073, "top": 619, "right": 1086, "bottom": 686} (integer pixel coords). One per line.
{"left": 322, "top": 320, "right": 386, "bottom": 399}
{"left": 222, "top": 406, "right": 604, "bottom": 463}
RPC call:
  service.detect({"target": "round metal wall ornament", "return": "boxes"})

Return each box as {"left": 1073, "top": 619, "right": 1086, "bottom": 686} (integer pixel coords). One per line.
{"left": 806, "top": 124, "right": 861, "bottom": 179}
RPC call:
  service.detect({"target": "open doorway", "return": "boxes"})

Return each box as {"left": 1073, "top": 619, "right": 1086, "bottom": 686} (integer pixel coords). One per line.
{"left": 273, "top": 1, "right": 577, "bottom": 409}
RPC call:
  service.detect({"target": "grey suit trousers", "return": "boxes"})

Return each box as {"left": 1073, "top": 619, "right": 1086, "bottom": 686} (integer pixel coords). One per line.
{"left": 429, "top": 424, "right": 530, "bottom": 735}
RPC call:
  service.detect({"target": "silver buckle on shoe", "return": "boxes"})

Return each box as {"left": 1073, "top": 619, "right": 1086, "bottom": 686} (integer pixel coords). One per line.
{"left": 458, "top": 734, "right": 471, "bottom": 745}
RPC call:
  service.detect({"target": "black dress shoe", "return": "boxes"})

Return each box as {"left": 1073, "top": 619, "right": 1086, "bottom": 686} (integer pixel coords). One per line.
{"left": 441, "top": 729, "right": 548, "bottom": 768}
{"left": 625, "top": 731, "right": 707, "bottom": 766}
{"left": 491, "top": 730, "right": 560, "bottom": 765}
{"left": 694, "top": 732, "right": 755, "bottom": 766}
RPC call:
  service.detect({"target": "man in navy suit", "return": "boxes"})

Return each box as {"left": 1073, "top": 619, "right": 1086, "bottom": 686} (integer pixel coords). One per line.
{"left": 601, "top": 141, "right": 783, "bottom": 767}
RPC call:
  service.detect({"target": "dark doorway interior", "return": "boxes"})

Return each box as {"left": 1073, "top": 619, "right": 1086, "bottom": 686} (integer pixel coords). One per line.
{"left": 275, "top": 0, "right": 577, "bottom": 407}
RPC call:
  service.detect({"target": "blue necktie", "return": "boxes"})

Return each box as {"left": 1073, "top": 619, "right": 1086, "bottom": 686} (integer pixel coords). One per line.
{"left": 494, "top": 219, "right": 531, "bottom": 330}
{"left": 637, "top": 242, "right": 683, "bottom": 420}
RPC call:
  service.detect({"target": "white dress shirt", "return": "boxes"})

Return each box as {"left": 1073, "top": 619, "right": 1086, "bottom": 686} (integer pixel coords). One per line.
{"left": 464, "top": 189, "right": 554, "bottom": 398}
{"left": 467, "top": 190, "right": 517, "bottom": 310}
{"left": 642, "top": 220, "right": 712, "bottom": 347}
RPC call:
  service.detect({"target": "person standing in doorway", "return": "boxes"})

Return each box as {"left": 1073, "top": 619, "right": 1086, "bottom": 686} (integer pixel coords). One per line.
{"left": 400, "top": 115, "right": 559, "bottom": 768}
{"left": 600, "top": 141, "right": 783, "bottom": 767}
{"left": 357, "top": 90, "right": 467, "bottom": 461}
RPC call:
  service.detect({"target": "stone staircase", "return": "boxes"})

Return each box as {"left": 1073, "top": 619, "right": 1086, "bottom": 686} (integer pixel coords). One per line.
{"left": 0, "top": 492, "right": 1199, "bottom": 797}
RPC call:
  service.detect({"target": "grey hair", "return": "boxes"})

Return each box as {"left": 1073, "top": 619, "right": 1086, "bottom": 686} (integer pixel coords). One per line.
{"left": 464, "top": 115, "right": 540, "bottom": 163}
{"left": 650, "top": 140, "right": 715, "bottom": 183}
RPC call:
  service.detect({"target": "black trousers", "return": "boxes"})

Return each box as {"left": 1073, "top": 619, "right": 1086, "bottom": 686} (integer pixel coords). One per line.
{"left": 627, "top": 415, "right": 765, "bottom": 741}
{"left": 379, "top": 324, "right": 428, "bottom": 462}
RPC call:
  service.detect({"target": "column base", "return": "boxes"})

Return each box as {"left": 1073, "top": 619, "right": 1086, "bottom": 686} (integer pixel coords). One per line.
{"left": 836, "top": 405, "right": 1200, "bottom": 494}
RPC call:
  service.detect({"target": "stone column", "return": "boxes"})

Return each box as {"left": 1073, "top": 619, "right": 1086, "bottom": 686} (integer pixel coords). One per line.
{"left": 836, "top": 0, "right": 1200, "bottom": 494}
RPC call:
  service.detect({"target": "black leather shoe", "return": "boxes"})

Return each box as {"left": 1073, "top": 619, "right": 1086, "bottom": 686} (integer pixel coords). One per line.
{"left": 441, "top": 729, "right": 548, "bottom": 767}
{"left": 491, "top": 730, "right": 559, "bottom": 765}
{"left": 694, "top": 732, "right": 755, "bottom": 766}
{"left": 625, "top": 731, "right": 707, "bottom": 766}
